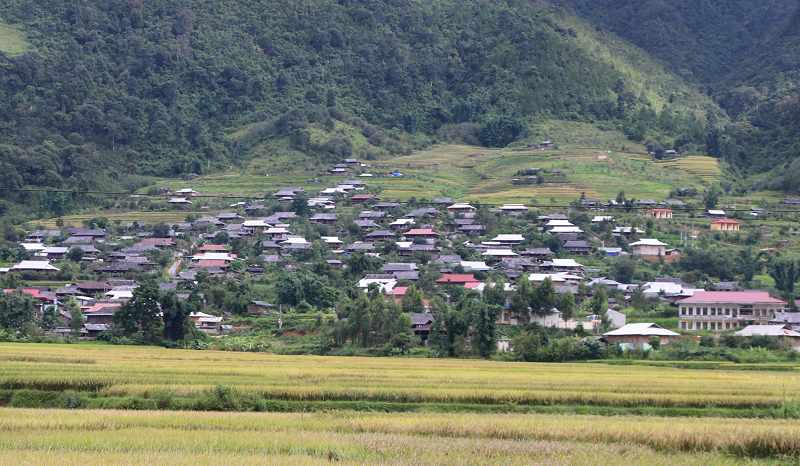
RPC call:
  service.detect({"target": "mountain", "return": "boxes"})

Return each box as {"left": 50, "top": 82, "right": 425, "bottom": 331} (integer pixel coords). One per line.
{"left": 559, "top": 0, "right": 798, "bottom": 89}
{"left": 0, "top": 0, "right": 723, "bottom": 220}
{"left": 720, "top": 4, "right": 800, "bottom": 187}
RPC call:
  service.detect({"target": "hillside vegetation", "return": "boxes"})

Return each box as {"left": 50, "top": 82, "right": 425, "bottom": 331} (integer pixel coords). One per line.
{"left": 0, "top": 0, "right": 726, "bottom": 223}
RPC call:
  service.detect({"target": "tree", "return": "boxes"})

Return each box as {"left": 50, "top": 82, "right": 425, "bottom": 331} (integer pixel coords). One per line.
{"left": 510, "top": 275, "right": 534, "bottom": 318}
{"left": 161, "top": 290, "right": 198, "bottom": 342}
{"left": 558, "top": 292, "right": 575, "bottom": 323}
{"left": 590, "top": 288, "right": 609, "bottom": 318}
{"left": 113, "top": 282, "right": 162, "bottom": 339}
{"left": 612, "top": 255, "right": 636, "bottom": 283}
{"left": 533, "top": 277, "right": 557, "bottom": 317}
{"left": 768, "top": 259, "right": 800, "bottom": 311}
{"left": 66, "top": 247, "right": 84, "bottom": 262}
{"left": 400, "top": 285, "right": 425, "bottom": 313}
{"left": 469, "top": 299, "right": 501, "bottom": 359}
{"left": 40, "top": 305, "right": 60, "bottom": 330}
{"left": 482, "top": 280, "right": 507, "bottom": 307}
{"left": 152, "top": 222, "right": 170, "bottom": 238}
{"left": 736, "top": 247, "right": 764, "bottom": 284}
{"left": 512, "top": 330, "right": 543, "bottom": 362}
{"left": 67, "top": 298, "right": 83, "bottom": 335}
{"left": 703, "top": 184, "right": 723, "bottom": 210}
{"left": 0, "top": 290, "right": 36, "bottom": 332}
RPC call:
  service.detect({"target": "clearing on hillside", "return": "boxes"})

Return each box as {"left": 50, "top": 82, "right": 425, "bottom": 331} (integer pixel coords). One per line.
{"left": 0, "top": 21, "right": 31, "bottom": 55}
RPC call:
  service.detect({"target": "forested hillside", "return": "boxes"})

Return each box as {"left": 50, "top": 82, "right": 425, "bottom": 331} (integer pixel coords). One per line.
{"left": 561, "top": 0, "right": 800, "bottom": 185}
{"left": 0, "top": 0, "right": 724, "bottom": 221}
{"left": 720, "top": 5, "right": 800, "bottom": 185}
{"left": 560, "top": 0, "right": 797, "bottom": 88}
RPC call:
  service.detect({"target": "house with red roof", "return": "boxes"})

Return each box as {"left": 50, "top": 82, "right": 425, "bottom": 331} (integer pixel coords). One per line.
{"left": 677, "top": 291, "right": 787, "bottom": 331}
{"left": 644, "top": 208, "right": 673, "bottom": 219}
{"left": 436, "top": 274, "right": 480, "bottom": 286}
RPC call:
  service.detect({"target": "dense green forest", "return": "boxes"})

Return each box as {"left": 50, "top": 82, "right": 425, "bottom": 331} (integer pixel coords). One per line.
{"left": 560, "top": 0, "right": 797, "bottom": 88}
{"left": 0, "top": 0, "right": 727, "bottom": 221}
{"left": 562, "top": 0, "right": 800, "bottom": 183}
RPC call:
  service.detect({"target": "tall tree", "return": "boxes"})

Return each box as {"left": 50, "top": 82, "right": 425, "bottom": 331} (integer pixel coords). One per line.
{"left": 470, "top": 299, "right": 502, "bottom": 359}
{"left": 534, "top": 277, "right": 558, "bottom": 317}
{"left": 769, "top": 259, "right": 800, "bottom": 311}
{"left": 0, "top": 289, "right": 36, "bottom": 332}
{"left": 558, "top": 292, "right": 576, "bottom": 324}
{"left": 113, "top": 282, "right": 162, "bottom": 339}
{"left": 510, "top": 276, "right": 534, "bottom": 319}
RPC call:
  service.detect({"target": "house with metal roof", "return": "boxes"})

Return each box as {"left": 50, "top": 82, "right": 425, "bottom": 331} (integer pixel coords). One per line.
{"left": 677, "top": 291, "right": 787, "bottom": 331}
{"left": 603, "top": 323, "right": 680, "bottom": 346}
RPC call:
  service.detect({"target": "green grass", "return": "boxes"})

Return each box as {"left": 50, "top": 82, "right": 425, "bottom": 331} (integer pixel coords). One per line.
{"left": 0, "top": 21, "right": 32, "bottom": 56}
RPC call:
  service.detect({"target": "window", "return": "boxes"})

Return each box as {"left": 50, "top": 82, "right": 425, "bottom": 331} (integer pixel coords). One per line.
{"left": 504, "top": 313, "right": 510, "bottom": 322}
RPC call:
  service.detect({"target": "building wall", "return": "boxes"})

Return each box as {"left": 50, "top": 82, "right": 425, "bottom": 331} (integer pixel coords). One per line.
{"left": 678, "top": 302, "right": 785, "bottom": 330}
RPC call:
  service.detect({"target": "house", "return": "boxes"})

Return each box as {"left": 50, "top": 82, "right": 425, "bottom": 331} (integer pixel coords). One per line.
{"left": 11, "top": 261, "right": 60, "bottom": 274}
{"left": 382, "top": 263, "right": 419, "bottom": 273}
{"left": 436, "top": 274, "right": 481, "bottom": 286}
{"left": 40, "top": 247, "right": 68, "bottom": 261}
{"left": 734, "top": 325, "right": 800, "bottom": 349}
{"left": 247, "top": 301, "right": 274, "bottom": 316}
{"left": 482, "top": 249, "right": 519, "bottom": 260}
{"left": 447, "top": 203, "right": 476, "bottom": 213}
{"left": 309, "top": 213, "right": 338, "bottom": 225}
{"left": 563, "top": 241, "right": 590, "bottom": 255}
{"left": 612, "top": 226, "right": 645, "bottom": 238}
{"left": 644, "top": 208, "right": 673, "bottom": 219}
{"left": 28, "top": 230, "right": 61, "bottom": 242}
{"left": 707, "top": 209, "right": 727, "bottom": 218}
{"left": 84, "top": 306, "right": 117, "bottom": 325}
{"left": 364, "top": 230, "right": 396, "bottom": 242}
{"left": 373, "top": 202, "right": 402, "bottom": 211}
{"left": 273, "top": 187, "right": 305, "bottom": 198}
{"left": 323, "top": 259, "right": 341, "bottom": 270}
{"left": 242, "top": 220, "right": 270, "bottom": 233}
{"left": 431, "top": 198, "right": 453, "bottom": 204}
{"left": 710, "top": 219, "right": 740, "bottom": 231}
{"left": 540, "top": 259, "right": 583, "bottom": 272}
{"left": 540, "top": 141, "right": 554, "bottom": 148}
{"left": 349, "top": 194, "right": 379, "bottom": 204}
{"left": 629, "top": 239, "right": 668, "bottom": 260}
{"left": 396, "top": 243, "right": 440, "bottom": 257}
{"left": 499, "top": 204, "right": 527, "bottom": 214}
{"left": 404, "top": 229, "right": 440, "bottom": 239}
{"left": 519, "top": 248, "right": 554, "bottom": 260}
{"left": 354, "top": 220, "right": 380, "bottom": 229}
{"left": 358, "top": 275, "right": 397, "bottom": 292}
{"left": 137, "top": 238, "right": 176, "bottom": 248}
{"left": 677, "top": 291, "right": 787, "bottom": 331}
{"left": 549, "top": 226, "right": 583, "bottom": 234}
{"left": 603, "top": 323, "right": 680, "bottom": 346}
{"left": 175, "top": 188, "right": 199, "bottom": 197}
{"left": 216, "top": 213, "right": 244, "bottom": 223}
{"left": 491, "top": 234, "right": 525, "bottom": 246}
{"left": 167, "top": 198, "right": 193, "bottom": 205}
{"left": 68, "top": 228, "right": 106, "bottom": 239}
{"left": 606, "top": 309, "right": 627, "bottom": 328}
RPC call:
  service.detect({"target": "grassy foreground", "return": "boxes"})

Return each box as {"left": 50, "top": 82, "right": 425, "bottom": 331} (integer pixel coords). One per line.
{"left": 1, "top": 343, "right": 800, "bottom": 413}
{"left": 0, "top": 408, "right": 796, "bottom": 464}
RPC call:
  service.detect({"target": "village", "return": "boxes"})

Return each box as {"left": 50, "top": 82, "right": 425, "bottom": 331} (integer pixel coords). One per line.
{"left": 2, "top": 154, "right": 800, "bottom": 357}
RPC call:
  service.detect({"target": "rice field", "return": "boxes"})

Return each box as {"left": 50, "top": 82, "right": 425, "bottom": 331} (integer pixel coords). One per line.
{"left": 2, "top": 344, "right": 800, "bottom": 410}
{"left": 0, "top": 408, "right": 795, "bottom": 464}
{"left": 658, "top": 156, "right": 722, "bottom": 183}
